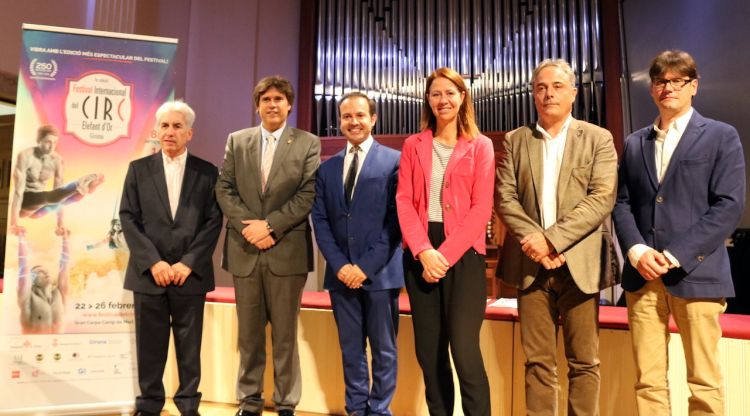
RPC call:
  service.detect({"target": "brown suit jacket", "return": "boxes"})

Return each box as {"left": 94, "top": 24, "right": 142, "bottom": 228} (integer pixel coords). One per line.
{"left": 495, "top": 119, "right": 618, "bottom": 294}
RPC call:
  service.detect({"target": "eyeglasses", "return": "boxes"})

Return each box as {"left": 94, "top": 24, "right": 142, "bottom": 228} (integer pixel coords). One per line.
{"left": 651, "top": 78, "right": 694, "bottom": 90}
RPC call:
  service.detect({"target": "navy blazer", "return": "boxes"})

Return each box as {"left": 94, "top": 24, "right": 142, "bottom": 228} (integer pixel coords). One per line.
{"left": 312, "top": 140, "right": 404, "bottom": 291}
{"left": 120, "top": 152, "right": 223, "bottom": 295}
{"left": 613, "top": 110, "right": 745, "bottom": 298}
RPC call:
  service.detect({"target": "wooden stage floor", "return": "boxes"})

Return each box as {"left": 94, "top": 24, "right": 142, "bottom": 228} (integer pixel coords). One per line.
{"left": 112, "top": 400, "right": 327, "bottom": 415}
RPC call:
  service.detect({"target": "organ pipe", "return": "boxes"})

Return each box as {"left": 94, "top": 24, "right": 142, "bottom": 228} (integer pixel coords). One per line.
{"left": 313, "top": 0, "right": 606, "bottom": 136}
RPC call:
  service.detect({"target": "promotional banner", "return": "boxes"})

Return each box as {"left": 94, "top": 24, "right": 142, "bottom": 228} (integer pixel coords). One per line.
{"left": 0, "top": 24, "right": 177, "bottom": 414}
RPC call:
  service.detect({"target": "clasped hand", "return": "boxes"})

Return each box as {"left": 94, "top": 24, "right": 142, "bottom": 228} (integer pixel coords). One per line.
{"left": 337, "top": 264, "right": 367, "bottom": 289}
{"left": 521, "top": 232, "right": 566, "bottom": 270}
{"left": 150, "top": 261, "right": 193, "bottom": 287}
{"left": 418, "top": 249, "right": 449, "bottom": 283}
{"left": 637, "top": 249, "right": 674, "bottom": 280}
{"left": 241, "top": 219, "right": 275, "bottom": 250}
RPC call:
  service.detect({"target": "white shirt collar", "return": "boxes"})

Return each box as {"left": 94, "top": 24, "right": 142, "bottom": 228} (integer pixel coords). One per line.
{"left": 162, "top": 149, "right": 188, "bottom": 165}
{"left": 261, "top": 123, "right": 286, "bottom": 140}
{"left": 535, "top": 115, "right": 574, "bottom": 141}
{"left": 653, "top": 107, "right": 693, "bottom": 138}
{"left": 346, "top": 135, "right": 374, "bottom": 155}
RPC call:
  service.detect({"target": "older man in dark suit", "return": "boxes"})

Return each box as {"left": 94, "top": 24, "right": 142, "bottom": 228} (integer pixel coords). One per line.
{"left": 613, "top": 50, "right": 745, "bottom": 415}
{"left": 216, "top": 76, "right": 320, "bottom": 416}
{"left": 121, "top": 100, "right": 223, "bottom": 416}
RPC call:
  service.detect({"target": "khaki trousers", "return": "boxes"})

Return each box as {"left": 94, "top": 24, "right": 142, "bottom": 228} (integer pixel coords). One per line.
{"left": 626, "top": 279, "right": 726, "bottom": 416}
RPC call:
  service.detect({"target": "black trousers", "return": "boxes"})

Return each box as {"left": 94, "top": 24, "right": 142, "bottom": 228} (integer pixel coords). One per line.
{"left": 404, "top": 222, "right": 490, "bottom": 416}
{"left": 133, "top": 290, "right": 206, "bottom": 414}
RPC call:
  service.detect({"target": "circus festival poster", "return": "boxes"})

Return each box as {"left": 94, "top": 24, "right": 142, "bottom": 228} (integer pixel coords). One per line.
{"left": 0, "top": 24, "right": 177, "bottom": 414}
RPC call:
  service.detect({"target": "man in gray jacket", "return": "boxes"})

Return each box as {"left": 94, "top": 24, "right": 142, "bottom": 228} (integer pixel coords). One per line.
{"left": 216, "top": 76, "right": 320, "bottom": 416}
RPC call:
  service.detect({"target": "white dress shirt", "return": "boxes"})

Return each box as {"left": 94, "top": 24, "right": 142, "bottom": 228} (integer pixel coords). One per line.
{"left": 627, "top": 108, "right": 694, "bottom": 268}
{"left": 162, "top": 149, "right": 188, "bottom": 219}
{"left": 342, "top": 135, "right": 373, "bottom": 194}
{"left": 536, "top": 115, "right": 572, "bottom": 230}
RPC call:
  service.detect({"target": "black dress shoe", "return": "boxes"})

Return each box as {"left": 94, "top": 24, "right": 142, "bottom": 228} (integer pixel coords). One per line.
{"left": 181, "top": 411, "right": 200, "bottom": 416}
{"left": 235, "top": 409, "right": 261, "bottom": 416}
{"left": 133, "top": 411, "right": 160, "bottom": 416}
{"left": 277, "top": 410, "right": 295, "bottom": 416}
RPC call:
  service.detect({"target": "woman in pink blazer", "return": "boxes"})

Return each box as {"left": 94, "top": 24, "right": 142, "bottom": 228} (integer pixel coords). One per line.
{"left": 396, "top": 67, "right": 495, "bottom": 416}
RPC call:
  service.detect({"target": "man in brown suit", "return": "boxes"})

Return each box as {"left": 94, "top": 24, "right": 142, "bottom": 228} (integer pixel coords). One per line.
{"left": 495, "top": 59, "right": 618, "bottom": 415}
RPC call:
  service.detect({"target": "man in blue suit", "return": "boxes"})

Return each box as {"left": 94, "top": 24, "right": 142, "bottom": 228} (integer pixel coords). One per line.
{"left": 312, "top": 91, "right": 403, "bottom": 416}
{"left": 613, "top": 50, "right": 745, "bottom": 415}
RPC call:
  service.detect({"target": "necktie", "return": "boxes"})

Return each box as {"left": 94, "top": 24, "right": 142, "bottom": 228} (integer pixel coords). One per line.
{"left": 261, "top": 135, "right": 276, "bottom": 191}
{"left": 344, "top": 145, "right": 360, "bottom": 205}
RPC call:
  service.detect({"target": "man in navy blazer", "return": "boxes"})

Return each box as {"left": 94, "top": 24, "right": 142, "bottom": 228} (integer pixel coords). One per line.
{"left": 121, "top": 101, "right": 223, "bottom": 416}
{"left": 311, "top": 92, "right": 403, "bottom": 416}
{"left": 613, "top": 50, "right": 745, "bottom": 415}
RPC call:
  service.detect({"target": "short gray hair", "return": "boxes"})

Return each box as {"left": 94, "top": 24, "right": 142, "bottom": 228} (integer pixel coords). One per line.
{"left": 155, "top": 100, "right": 196, "bottom": 128}
{"left": 532, "top": 59, "right": 576, "bottom": 87}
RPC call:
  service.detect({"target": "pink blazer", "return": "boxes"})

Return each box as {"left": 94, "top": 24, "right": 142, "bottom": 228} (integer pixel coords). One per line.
{"left": 396, "top": 129, "right": 495, "bottom": 266}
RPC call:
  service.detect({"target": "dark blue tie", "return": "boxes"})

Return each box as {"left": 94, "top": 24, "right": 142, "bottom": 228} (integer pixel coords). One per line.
{"left": 344, "top": 146, "right": 360, "bottom": 205}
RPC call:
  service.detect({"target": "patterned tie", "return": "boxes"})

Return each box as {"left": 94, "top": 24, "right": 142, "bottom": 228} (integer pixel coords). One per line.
{"left": 261, "top": 135, "right": 276, "bottom": 191}
{"left": 344, "top": 145, "right": 360, "bottom": 205}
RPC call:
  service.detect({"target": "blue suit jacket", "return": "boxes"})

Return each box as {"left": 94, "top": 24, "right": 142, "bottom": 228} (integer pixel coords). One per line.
{"left": 312, "top": 139, "right": 404, "bottom": 292}
{"left": 613, "top": 110, "right": 745, "bottom": 298}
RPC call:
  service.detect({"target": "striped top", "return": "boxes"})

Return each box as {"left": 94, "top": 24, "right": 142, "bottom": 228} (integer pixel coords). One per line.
{"left": 428, "top": 139, "right": 455, "bottom": 222}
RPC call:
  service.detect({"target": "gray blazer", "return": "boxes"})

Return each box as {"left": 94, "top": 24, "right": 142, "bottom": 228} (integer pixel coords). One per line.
{"left": 495, "top": 119, "right": 618, "bottom": 294}
{"left": 216, "top": 125, "right": 321, "bottom": 277}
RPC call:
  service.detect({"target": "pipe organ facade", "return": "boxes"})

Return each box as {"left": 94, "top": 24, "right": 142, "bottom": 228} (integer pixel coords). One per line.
{"left": 314, "top": 0, "right": 607, "bottom": 137}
